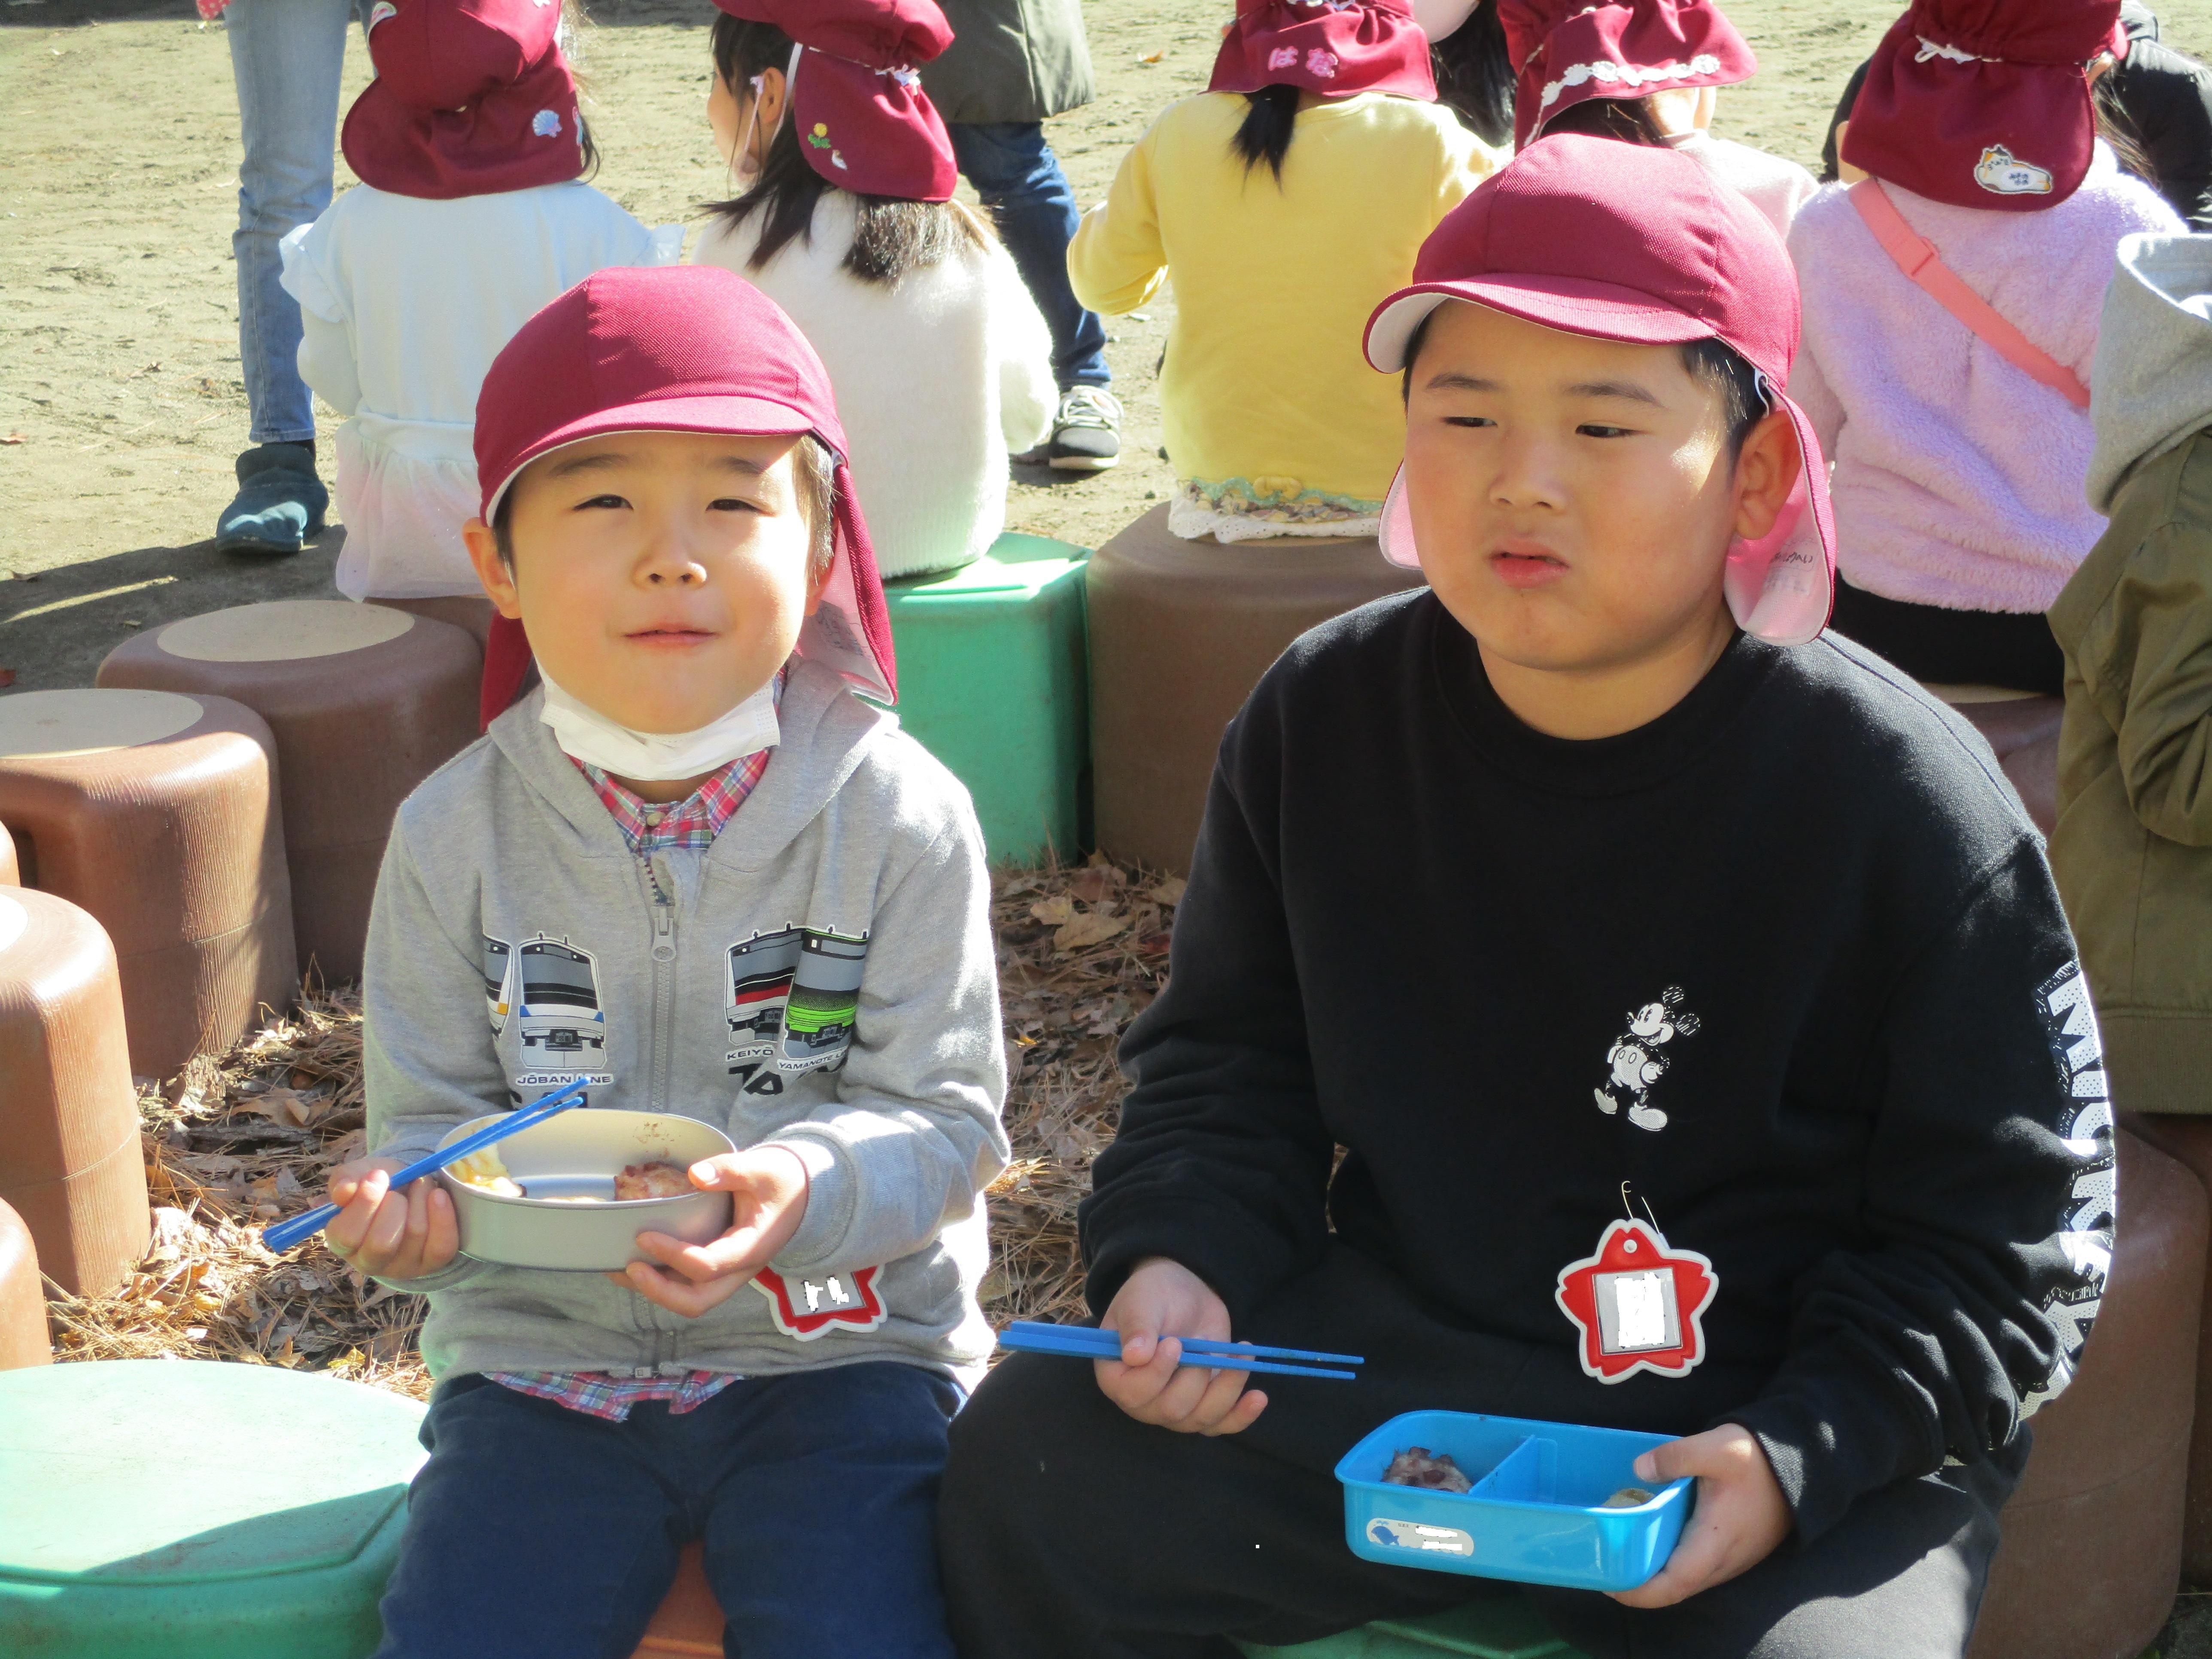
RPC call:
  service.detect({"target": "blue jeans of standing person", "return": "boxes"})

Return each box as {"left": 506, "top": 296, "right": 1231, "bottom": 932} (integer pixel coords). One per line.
{"left": 225, "top": 0, "right": 362, "bottom": 445}
{"left": 948, "top": 122, "right": 1111, "bottom": 392}
{"left": 372, "top": 1363, "right": 962, "bottom": 1659}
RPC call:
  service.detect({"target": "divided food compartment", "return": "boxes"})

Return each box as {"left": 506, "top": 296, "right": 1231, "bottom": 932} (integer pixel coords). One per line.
{"left": 433, "top": 1109, "right": 735, "bottom": 1271}
{"left": 1336, "top": 1410, "right": 1694, "bottom": 1592}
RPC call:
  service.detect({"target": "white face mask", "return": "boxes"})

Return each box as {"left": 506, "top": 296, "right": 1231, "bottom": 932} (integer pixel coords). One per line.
{"left": 538, "top": 670, "right": 781, "bottom": 781}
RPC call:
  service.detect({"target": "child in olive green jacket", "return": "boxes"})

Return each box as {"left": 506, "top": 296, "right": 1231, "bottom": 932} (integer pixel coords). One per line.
{"left": 2050, "top": 230, "right": 2212, "bottom": 1114}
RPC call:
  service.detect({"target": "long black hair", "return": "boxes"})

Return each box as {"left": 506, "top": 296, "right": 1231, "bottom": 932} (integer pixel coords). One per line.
{"left": 1537, "top": 95, "right": 1671, "bottom": 146}
{"left": 705, "top": 14, "right": 992, "bottom": 286}
{"left": 1430, "top": 0, "right": 1513, "bottom": 149}
{"left": 1232, "top": 83, "right": 1305, "bottom": 180}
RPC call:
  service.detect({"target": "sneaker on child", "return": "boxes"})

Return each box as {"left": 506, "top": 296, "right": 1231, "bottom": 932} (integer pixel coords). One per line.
{"left": 1035, "top": 385, "right": 1123, "bottom": 471}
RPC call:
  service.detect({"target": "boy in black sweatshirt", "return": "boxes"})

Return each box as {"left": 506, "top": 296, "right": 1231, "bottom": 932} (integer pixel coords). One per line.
{"left": 934, "top": 137, "right": 2115, "bottom": 1659}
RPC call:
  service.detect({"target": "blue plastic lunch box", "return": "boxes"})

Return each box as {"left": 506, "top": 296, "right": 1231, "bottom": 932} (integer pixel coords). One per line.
{"left": 1335, "top": 1410, "right": 1695, "bottom": 1593}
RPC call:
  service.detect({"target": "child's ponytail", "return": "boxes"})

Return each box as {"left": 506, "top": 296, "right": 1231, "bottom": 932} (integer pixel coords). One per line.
{"left": 705, "top": 11, "right": 990, "bottom": 285}
{"left": 1232, "top": 84, "right": 1304, "bottom": 180}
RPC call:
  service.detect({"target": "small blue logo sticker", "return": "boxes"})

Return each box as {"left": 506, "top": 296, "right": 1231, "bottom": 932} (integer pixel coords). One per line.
{"left": 533, "top": 109, "right": 561, "bottom": 137}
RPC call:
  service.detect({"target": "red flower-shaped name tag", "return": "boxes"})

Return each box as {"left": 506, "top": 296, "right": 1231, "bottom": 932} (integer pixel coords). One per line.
{"left": 1554, "top": 1219, "right": 1717, "bottom": 1384}
{"left": 752, "top": 1265, "right": 886, "bottom": 1340}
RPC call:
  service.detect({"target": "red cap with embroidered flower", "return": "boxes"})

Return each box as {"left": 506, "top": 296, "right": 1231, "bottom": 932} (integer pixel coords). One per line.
{"left": 1842, "top": 0, "right": 2122, "bottom": 210}
{"left": 340, "top": 0, "right": 583, "bottom": 201}
{"left": 711, "top": 0, "right": 959, "bottom": 202}
{"left": 473, "top": 264, "right": 896, "bottom": 726}
{"left": 1208, "top": 0, "right": 1437, "bottom": 101}
{"left": 1362, "top": 134, "right": 1835, "bottom": 646}
{"left": 1498, "top": 0, "right": 1758, "bottom": 149}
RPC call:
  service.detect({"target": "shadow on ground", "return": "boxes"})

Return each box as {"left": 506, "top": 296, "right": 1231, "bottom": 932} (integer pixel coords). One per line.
{"left": 0, "top": 529, "right": 343, "bottom": 693}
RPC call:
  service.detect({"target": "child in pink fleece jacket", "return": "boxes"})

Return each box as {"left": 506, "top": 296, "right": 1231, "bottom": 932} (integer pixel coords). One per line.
{"left": 1788, "top": 0, "right": 2181, "bottom": 695}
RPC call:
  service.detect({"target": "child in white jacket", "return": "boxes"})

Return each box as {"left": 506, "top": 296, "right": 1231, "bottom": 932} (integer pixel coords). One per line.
{"left": 280, "top": 0, "right": 679, "bottom": 608}
{"left": 692, "top": 0, "right": 1053, "bottom": 581}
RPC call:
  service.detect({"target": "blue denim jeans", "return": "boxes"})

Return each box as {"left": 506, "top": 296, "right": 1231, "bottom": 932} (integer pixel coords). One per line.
{"left": 371, "top": 1363, "right": 963, "bottom": 1659}
{"left": 225, "top": 0, "right": 362, "bottom": 444}
{"left": 948, "top": 122, "right": 1111, "bottom": 392}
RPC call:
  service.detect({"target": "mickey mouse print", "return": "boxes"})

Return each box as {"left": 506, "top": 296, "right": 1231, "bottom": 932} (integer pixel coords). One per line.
{"left": 1593, "top": 986, "right": 1700, "bottom": 1132}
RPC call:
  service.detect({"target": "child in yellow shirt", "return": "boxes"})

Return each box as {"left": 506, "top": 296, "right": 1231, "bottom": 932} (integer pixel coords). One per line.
{"left": 1069, "top": 0, "right": 1501, "bottom": 541}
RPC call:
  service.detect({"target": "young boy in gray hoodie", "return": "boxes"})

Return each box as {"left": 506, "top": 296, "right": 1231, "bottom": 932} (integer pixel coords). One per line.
{"left": 316, "top": 264, "right": 1009, "bottom": 1659}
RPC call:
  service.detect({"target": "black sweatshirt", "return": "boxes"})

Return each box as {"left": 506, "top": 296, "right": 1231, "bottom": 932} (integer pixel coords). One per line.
{"left": 1079, "top": 593, "right": 2114, "bottom": 1544}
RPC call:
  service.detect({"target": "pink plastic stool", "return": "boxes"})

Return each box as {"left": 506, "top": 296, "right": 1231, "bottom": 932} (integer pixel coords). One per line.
{"left": 0, "top": 1198, "right": 49, "bottom": 1370}
{"left": 0, "top": 886, "right": 151, "bottom": 1297}
{"left": 0, "top": 689, "right": 296, "bottom": 1081}
{"left": 98, "top": 600, "right": 480, "bottom": 984}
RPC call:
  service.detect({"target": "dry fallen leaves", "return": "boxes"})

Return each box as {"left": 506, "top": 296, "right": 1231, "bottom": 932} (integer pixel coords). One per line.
{"left": 47, "top": 858, "right": 1179, "bottom": 1383}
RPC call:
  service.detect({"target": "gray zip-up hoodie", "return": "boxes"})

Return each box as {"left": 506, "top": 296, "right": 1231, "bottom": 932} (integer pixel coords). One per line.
{"left": 361, "top": 657, "right": 1009, "bottom": 1382}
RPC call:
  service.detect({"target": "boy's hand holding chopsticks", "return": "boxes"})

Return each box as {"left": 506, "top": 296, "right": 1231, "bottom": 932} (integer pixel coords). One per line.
{"left": 1091, "top": 1257, "right": 1274, "bottom": 1437}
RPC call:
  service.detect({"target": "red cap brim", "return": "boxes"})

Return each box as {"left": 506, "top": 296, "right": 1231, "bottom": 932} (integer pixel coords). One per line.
{"left": 479, "top": 395, "right": 821, "bottom": 520}
{"left": 1365, "top": 277, "right": 1719, "bottom": 374}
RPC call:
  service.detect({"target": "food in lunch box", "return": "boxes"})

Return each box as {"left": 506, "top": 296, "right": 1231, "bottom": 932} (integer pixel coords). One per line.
{"left": 1601, "top": 1486, "right": 1656, "bottom": 1509}
{"left": 450, "top": 1148, "right": 524, "bottom": 1197}
{"left": 1382, "top": 1447, "right": 1473, "bottom": 1494}
{"left": 614, "top": 1161, "right": 694, "bottom": 1201}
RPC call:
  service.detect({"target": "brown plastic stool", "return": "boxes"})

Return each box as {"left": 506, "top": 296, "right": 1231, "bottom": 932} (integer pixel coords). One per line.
{"left": 634, "top": 1542, "right": 720, "bottom": 1656}
{"left": 1967, "top": 1127, "right": 2202, "bottom": 1659}
{"left": 368, "top": 594, "right": 497, "bottom": 650}
{"left": 97, "top": 601, "right": 480, "bottom": 984}
{"left": 1931, "top": 688, "right": 2062, "bottom": 836}
{"left": 2125, "top": 1113, "right": 2212, "bottom": 1585}
{"left": 1087, "top": 505, "right": 1424, "bottom": 873}
{"left": 0, "top": 689, "right": 296, "bottom": 1082}
{"left": 0, "top": 1198, "right": 50, "bottom": 1370}
{"left": 0, "top": 886, "right": 151, "bottom": 1297}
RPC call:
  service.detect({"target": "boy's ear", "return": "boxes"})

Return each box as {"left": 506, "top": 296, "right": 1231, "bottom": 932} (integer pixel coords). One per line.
{"left": 1729, "top": 410, "right": 1802, "bottom": 547}
{"left": 463, "top": 517, "right": 525, "bottom": 620}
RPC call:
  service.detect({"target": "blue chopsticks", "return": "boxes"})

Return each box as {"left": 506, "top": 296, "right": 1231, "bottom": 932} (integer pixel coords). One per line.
{"left": 260, "top": 1078, "right": 595, "bottom": 1254}
{"left": 1000, "top": 1320, "right": 1364, "bottom": 1381}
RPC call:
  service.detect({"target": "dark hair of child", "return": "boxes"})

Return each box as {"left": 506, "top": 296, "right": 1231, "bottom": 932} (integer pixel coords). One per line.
{"left": 1430, "top": 0, "right": 1514, "bottom": 149}
{"left": 1231, "top": 84, "right": 1305, "bottom": 179}
{"left": 704, "top": 13, "right": 992, "bottom": 285}
{"left": 1538, "top": 94, "right": 1671, "bottom": 145}
{"left": 492, "top": 433, "right": 839, "bottom": 577}
{"left": 556, "top": 0, "right": 602, "bottom": 180}
{"left": 1399, "top": 310, "right": 1770, "bottom": 460}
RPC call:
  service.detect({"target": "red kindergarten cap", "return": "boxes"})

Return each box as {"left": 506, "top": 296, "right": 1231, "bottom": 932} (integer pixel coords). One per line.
{"left": 1841, "top": 0, "right": 2121, "bottom": 210}
{"left": 1363, "top": 134, "right": 1835, "bottom": 646}
{"left": 1498, "top": 0, "right": 1758, "bottom": 148}
{"left": 1209, "top": 0, "right": 1437, "bottom": 102}
{"left": 473, "top": 264, "right": 896, "bottom": 726}
{"left": 712, "top": 0, "right": 959, "bottom": 202}
{"left": 341, "top": 0, "right": 584, "bottom": 201}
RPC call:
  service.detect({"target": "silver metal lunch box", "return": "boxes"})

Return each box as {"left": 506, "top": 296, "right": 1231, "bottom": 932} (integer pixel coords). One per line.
{"left": 434, "top": 1109, "right": 736, "bottom": 1271}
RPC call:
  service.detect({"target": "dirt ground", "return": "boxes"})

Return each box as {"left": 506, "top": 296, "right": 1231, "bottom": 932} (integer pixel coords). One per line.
{"left": 5, "top": 0, "right": 2209, "bottom": 690}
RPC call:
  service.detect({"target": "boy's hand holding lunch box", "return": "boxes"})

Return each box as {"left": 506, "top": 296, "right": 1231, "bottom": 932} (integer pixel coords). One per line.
{"left": 1096, "top": 1257, "right": 1270, "bottom": 1437}
{"left": 325, "top": 1156, "right": 461, "bottom": 1281}
{"left": 1605, "top": 1423, "right": 1790, "bottom": 1609}
{"left": 615, "top": 1146, "right": 811, "bottom": 1318}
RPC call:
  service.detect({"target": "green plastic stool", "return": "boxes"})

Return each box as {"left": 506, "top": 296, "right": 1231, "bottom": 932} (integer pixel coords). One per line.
{"left": 0, "top": 1358, "right": 427, "bottom": 1659}
{"left": 880, "top": 532, "right": 1090, "bottom": 865}
{"left": 1239, "top": 1594, "right": 1590, "bottom": 1658}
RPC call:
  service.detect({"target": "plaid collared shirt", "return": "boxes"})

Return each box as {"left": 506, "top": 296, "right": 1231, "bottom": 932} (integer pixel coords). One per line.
{"left": 489, "top": 1368, "right": 738, "bottom": 1422}
{"left": 489, "top": 668, "right": 785, "bottom": 1423}
{"left": 569, "top": 667, "right": 786, "bottom": 857}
